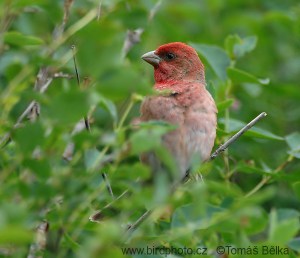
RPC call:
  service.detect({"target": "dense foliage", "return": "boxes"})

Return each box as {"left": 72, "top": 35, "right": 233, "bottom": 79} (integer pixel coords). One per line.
{"left": 0, "top": 0, "right": 300, "bottom": 257}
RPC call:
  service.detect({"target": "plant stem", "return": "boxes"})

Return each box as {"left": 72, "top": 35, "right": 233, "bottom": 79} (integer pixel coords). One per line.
{"left": 117, "top": 95, "right": 135, "bottom": 130}
{"left": 245, "top": 154, "right": 294, "bottom": 197}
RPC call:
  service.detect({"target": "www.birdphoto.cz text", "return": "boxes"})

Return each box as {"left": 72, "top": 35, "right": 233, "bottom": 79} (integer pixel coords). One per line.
{"left": 121, "top": 245, "right": 290, "bottom": 256}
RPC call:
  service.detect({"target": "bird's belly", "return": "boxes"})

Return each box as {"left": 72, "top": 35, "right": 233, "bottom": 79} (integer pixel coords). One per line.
{"left": 140, "top": 94, "right": 216, "bottom": 179}
{"left": 183, "top": 110, "right": 217, "bottom": 166}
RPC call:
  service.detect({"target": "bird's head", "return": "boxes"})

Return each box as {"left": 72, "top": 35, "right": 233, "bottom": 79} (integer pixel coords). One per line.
{"left": 141, "top": 42, "right": 205, "bottom": 85}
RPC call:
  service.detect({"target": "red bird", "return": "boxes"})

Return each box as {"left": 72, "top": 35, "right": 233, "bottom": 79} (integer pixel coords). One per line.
{"left": 139, "top": 42, "right": 217, "bottom": 181}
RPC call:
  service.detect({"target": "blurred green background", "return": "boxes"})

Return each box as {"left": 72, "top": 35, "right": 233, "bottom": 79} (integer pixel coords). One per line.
{"left": 0, "top": 0, "right": 300, "bottom": 257}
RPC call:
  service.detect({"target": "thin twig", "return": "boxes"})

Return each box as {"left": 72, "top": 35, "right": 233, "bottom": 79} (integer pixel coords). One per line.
{"left": 210, "top": 112, "right": 267, "bottom": 160}
{"left": 62, "top": 0, "right": 74, "bottom": 29}
{"left": 97, "top": 0, "right": 102, "bottom": 21}
{"left": 71, "top": 45, "right": 114, "bottom": 200}
{"left": 53, "top": 72, "right": 74, "bottom": 79}
{"left": 89, "top": 189, "right": 130, "bottom": 222}
{"left": 27, "top": 221, "right": 49, "bottom": 258}
{"left": 245, "top": 154, "right": 294, "bottom": 197}
{"left": 15, "top": 101, "right": 36, "bottom": 126}
{"left": 102, "top": 173, "right": 114, "bottom": 198}
{"left": 62, "top": 119, "right": 87, "bottom": 161}
{"left": 121, "top": 28, "right": 143, "bottom": 59}
{"left": 117, "top": 94, "right": 136, "bottom": 130}
{"left": 71, "top": 45, "right": 91, "bottom": 132}
{"left": 71, "top": 45, "right": 81, "bottom": 87}
{"left": 245, "top": 176, "right": 270, "bottom": 198}
{"left": 149, "top": 0, "right": 163, "bottom": 21}
{"left": 124, "top": 210, "right": 153, "bottom": 237}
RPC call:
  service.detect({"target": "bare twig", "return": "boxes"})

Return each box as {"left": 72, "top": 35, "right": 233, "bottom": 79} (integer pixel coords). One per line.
{"left": 53, "top": 72, "right": 73, "bottom": 79}
{"left": 97, "top": 0, "right": 102, "bottom": 21}
{"left": 210, "top": 112, "right": 267, "bottom": 160}
{"left": 62, "top": 0, "right": 74, "bottom": 29}
{"left": 245, "top": 154, "right": 294, "bottom": 197}
{"left": 149, "top": 0, "right": 163, "bottom": 21}
{"left": 0, "top": 2, "right": 15, "bottom": 54}
{"left": 27, "top": 221, "right": 49, "bottom": 258}
{"left": 102, "top": 173, "right": 114, "bottom": 198}
{"left": 125, "top": 210, "right": 152, "bottom": 236}
{"left": 62, "top": 119, "right": 87, "bottom": 161}
{"left": 52, "top": 0, "right": 74, "bottom": 39}
{"left": 71, "top": 45, "right": 91, "bottom": 132}
{"left": 89, "top": 189, "right": 130, "bottom": 222}
{"left": 121, "top": 28, "right": 144, "bottom": 59}
{"left": 71, "top": 45, "right": 81, "bottom": 87}
{"left": 71, "top": 45, "right": 114, "bottom": 200}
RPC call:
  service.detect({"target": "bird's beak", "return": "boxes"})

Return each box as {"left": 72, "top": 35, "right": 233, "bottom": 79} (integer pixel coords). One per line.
{"left": 141, "top": 50, "right": 161, "bottom": 66}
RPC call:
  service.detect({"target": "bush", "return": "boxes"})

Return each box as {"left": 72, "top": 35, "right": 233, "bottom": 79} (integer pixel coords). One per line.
{"left": 0, "top": 1, "right": 299, "bottom": 257}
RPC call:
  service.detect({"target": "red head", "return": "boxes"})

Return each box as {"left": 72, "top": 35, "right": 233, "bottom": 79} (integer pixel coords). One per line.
{"left": 141, "top": 42, "right": 205, "bottom": 84}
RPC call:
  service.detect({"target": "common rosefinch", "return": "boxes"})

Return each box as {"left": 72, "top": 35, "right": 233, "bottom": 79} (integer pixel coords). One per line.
{"left": 139, "top": 42, "right": 217, "bottom": 182}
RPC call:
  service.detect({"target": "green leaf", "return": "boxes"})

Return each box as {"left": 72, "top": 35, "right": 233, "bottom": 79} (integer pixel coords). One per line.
{"left": 246, "top": 127, "right": 284, "bottom": 141}
{"left": 234, "top": 36, "right": 257, "bottom": 58}
{"left": 129, "top": 122, "right": 176, "bottom": 154}
{"left": 215, "top": 206, "right": 268, "bottom": 235}
{"left": 190, "top": 43, "right": 230, "bottom": 81}
{"left": 84, "top": 149, "right": 101, "bottom": 170}
{"left": 97, "top": 67, "right": 150, "bottom": 101}
{"left": 3, "top": 31, "right": 44, "bottom": 46}
{"left": 277, "top": 209, "right": 300, "bottom": 222}
{"left": 219, "top": 118, "right": 284, "bottom": 140}
{"left": 225, "top": 35, "right": 257, "bottom": 59}
{"left": 44, "top": 89, "right": 90, "bottom": 125}
{"left": 269, "top": 209, "right": 300, "bottom": 244}
{"left": 12, "top": 0, "right": 46, "bottom": 8}
{"left": 292, "top": 182, "right": 300, "bottom": 200}
{"left": 63, "top": 232, "right": 81, "bottom": 250}
{"left": 285, "top": 132, "right": 300, "bottom": 158}
{"left": 0, "top": 227, "right": 33, "bottom": 244}
{"left": 13, "top": 122, "right": 45, "bottom": 154}
{"left": 91, "top": 92, "right": 118, "bottom": 124}
{"left": 171, "top": 203, "right": 223, "bottom": 229}
{"left": 99, "top": 96, "right": 118, "bottom": 123}
{"left": 227, "top": 67, "right": 270, "bottom": 85}
{"left": 240, "top": 207, "right": 268, "bottom": 235}
{"left": 225, "top": 34, "right": 241, "bottom": 59}
{"left": 115, "top": 163, "right": 151, "bottom": 181}
{"left": 129, "top": 122, "right": 179, "bottom": 179}
{"left": 235, "top": 162, "right": 273, "bottom": 176}
{"left": 288, "top": 238, "right": 300, "bottom": 252}
{"left": 23, "top": 158, "right": 51, "bottom": 179}
{"left": 216, "top": 99, "right": 234, "bottom": 112}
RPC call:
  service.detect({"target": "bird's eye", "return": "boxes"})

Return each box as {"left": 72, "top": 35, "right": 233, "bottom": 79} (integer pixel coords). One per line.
{"left": 165, "top": 52, "right": 175, "bottom": 60}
